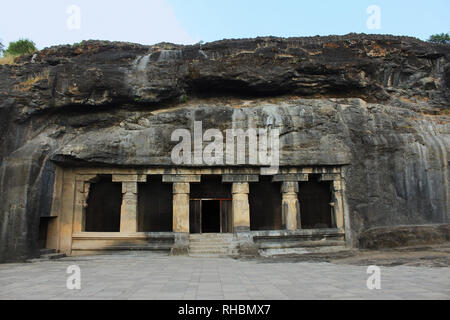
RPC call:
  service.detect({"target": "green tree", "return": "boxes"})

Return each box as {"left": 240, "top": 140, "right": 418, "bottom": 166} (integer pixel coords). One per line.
{"left": 3, "top": 39, "right": 37, "bottom": 56}
{"left": 428, "top": 33, "right": 450, "bottom": 44}
{"left": 0, "top": 41, "right": 4, "bottom": 55}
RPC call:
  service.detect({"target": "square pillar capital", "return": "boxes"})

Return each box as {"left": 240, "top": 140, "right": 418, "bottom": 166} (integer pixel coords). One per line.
{"left": 333, "top": 180, "right": 342, "bottom": 191}
{"left": 232, "top": 182, "right": 249, "bottom": 194}
{"left": 122, "top": 181, "right": 138, "bottom": 194}
{"left": 281, "top": 181, "right": 299, "bottom": 194}
{"left": 173, "top": 182, "right": 190, "bottom": 194}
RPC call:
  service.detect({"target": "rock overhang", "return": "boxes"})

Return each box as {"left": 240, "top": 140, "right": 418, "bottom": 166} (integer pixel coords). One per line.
{"left": 0, "top": 34, "right": 449, "bottom": 262}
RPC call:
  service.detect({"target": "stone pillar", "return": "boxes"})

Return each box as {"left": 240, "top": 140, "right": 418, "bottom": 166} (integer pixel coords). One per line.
{"left": 120, "top": 182, "right": 138, "bottom": 233}
{"left": 171, "top": 182, "right": 191, "bottom": 256}
{"left": 319, "top": 173, "right": 345, "bottom": 230}
{"left": 332, "top": 179, "right": 345, "bottom": 230}
{"left": 281, "top": 182, "right": 300, "bottom": 231}
{"left": 273, "top": 174, "right": 308, "bottom": 230}
{"left": 231, "top": 181, "right": 258, "bottom": 257}
{"left": 163, "top": 175, "right": 201, "bottom": 256}
{"left": 172, "top": 182, "right": 190, "bottom": 233}
{"left": 73, "top": 180, "right": 91, "bottom": 233}
{"left": 232, "top": 182, "right": 250, "bottom": 232}
{"left": 113, "top": 175, "right": 146, "bottom": 233}
{"left": 59, "top": 169, "right": 77, "bottom": 255}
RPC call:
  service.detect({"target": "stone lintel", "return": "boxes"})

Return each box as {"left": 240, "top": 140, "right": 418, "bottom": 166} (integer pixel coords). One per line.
{"left": 272, "top": 174, "right": 309, "bottom": 182}
{"left": 75, "top": 174, "right": 98, "bottom": 182}
{"left": 319, "top": 174, "right": 340, "bottom": 182}
{"left": 162, "top": 175, "right": 201, "bottom": 183}
{"left": 112, "top": 174, "right": 147, "bottom": 183}
{"left": 222, "top": 174, "right": 259, "bottom": 183}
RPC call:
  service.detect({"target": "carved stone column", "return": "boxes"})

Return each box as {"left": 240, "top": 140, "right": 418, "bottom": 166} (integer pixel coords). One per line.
{"left": 332, "top": 179, "right": 345, "bottom": 230}
{"left": 73, "top": 180, "right": 91, "bottom": 233}
{"left": 73, "top": 174, "right": 99, "bottom": 233}
{"left": 172, "top": 182, "right": 190, "bottom": 233}
{"left": 281, "top": 182, "right": 300, "bottom": 231}
{"left": 120, "top": 182, "right": 138, "bottom": 233}
{"left": 319, "top": 173, "right": 345, "bottom": 230}
{"left": 232, "top": 181, "right": 259, "bottom": 256}
{"left": 170, "top": 181, "right": 192, "bottom": 256}
{"left": 112, "top": 175, "right": 146, "bottom": 234}
{"left": 273, "top": 174, "right": 308, "bottom": 230}
{"left": 232, "top": 182, "right": 250, "bottom": 232}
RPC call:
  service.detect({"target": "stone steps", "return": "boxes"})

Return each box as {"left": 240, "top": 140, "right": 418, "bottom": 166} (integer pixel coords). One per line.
{"left": 259, "top": 245, "right": 349, "bottom": 257}
{"left": 189, "top": 241, "right": 234, "bottom": 246}
{"left": 190, "top": 235, "right": 234, "bottom": 240}
{"left": 39, "top": 248, "right": 57, "bottom": 255}
{"left": 29, "top": 249, "right": 66, "bottom": 262}
{"left": 43, "top": 253, "right": 67, "bottom": 260}
{"left": 189, "top": 249, "right": 230, "bottom": 255}
{"left": 189, "top": 254, "right": 234, "bottom": 258}
{"left": 189, "top": 234, "right": 236, "bottom": 258}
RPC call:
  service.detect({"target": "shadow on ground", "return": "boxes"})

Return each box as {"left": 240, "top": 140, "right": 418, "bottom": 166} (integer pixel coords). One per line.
{"left": 249, "top": 244, "right": 450, "bottom": 268}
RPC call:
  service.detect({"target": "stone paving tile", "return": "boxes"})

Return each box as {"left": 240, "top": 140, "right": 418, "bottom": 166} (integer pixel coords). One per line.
{"left": 0, "top": 252, "right": 448, "bottom": 300}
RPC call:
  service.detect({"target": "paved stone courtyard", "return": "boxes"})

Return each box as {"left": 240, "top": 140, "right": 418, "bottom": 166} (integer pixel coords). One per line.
{"left": 0, "top": 252, "right": 449, "bottom": 300}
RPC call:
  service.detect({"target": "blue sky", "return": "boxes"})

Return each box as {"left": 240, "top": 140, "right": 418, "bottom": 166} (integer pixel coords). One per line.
{"left": 1, "top": 0, "right": 449, "bottom": 50}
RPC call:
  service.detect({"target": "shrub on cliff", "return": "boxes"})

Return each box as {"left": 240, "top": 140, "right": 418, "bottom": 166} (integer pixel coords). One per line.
{"left": 3, "top": 39, "right": 37, "bottom": 57}
{"left": 428, "top": 33, "right": 450, "bottom": 44}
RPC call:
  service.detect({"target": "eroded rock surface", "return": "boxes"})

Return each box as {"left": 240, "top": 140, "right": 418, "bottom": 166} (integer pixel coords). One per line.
{"left": 0, "top": 34, "right": 449, "bottom": 262}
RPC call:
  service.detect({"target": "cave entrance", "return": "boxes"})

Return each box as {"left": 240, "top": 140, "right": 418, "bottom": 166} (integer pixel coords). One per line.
{"left": 190, "top": 175, "right": 232, "bottom": 234}
{"left": 85, "top": 175, "right": 122, "bottom": 232}
{"left": 138, "top": 175, "right": 173, "bottom": 232}
{"left": 189, "top": 199, "right": 232, "bottom": 234}
{"left": 298, "top": 175, "right": 336, "bottom": 229}
{"left": 249, "top": 176, "right": 282, "bottom": 231}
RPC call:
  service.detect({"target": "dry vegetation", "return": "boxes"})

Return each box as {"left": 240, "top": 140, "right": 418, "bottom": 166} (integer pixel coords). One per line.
{"left": 0, "top": 56, "right": 17, "bottom": 65}
{"left": 14, "top": 70, "right": 50, "bottom": 91}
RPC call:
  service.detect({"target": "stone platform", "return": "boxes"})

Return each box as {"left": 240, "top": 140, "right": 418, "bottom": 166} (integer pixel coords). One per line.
{"left": 0, "top": 248, "right": 448, "bottom": 300}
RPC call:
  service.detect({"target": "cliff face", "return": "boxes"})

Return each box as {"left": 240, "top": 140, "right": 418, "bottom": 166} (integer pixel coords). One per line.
{"left": 0, "top": 34, "right": 449, "bottom": 261}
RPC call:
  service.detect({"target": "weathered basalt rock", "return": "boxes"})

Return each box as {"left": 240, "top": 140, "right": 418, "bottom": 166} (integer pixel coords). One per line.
{"left": 360, "top": 224, "right": 450, "bottom": 249}
{"left": 0, "top": 34, "right": 449, "bottom": 262}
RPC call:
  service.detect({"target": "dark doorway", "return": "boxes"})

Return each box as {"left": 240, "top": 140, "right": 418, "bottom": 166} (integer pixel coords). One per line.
{"left": 298, "top": 175, "right": 335, "bottom": 229}
{"left": 190, "top": 199, "right": 232, "bottom": 234}
{"left": 138, "top": 175, "right": 173, "bottom": 232}
{"left": 190, "top": 175, "right": 232, "bottom": 234}
{"left": 202, "top": 200, "right": 221, "bottom": 233}
{"left": 38, "top": 217, "right": 49, "bottom": 249}
{"left": 249, "top": 176, "right": 282, "bottom": 231}
{"left": 85, "top": 175, "right": 122, "bottom": 232}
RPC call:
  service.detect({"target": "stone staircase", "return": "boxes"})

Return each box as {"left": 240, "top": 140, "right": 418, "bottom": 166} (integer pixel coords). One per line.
{"left": 29, "top": 249, "right": 66, "bottom": 262}
{"left": 189, "top": 234, "right": 237, "bottom": 258}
